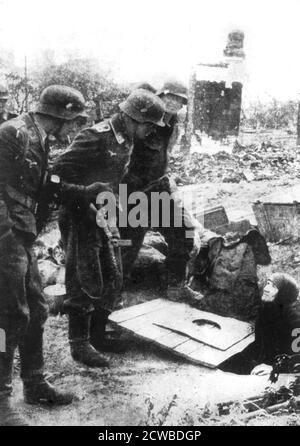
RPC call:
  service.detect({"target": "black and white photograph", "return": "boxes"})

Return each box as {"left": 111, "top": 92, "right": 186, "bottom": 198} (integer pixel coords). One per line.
{"left": 0, "top": 0, "right": 300, "bottom": 430}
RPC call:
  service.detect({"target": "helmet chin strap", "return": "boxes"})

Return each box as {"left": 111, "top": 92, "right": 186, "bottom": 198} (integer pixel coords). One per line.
{"left": 52, "top": 119, "right": 68, "bottom": 142}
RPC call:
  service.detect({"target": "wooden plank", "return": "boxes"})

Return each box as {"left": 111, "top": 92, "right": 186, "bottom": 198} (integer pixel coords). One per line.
{"left": 119, "top": 313, "right": 190, "bottom": 349}
{"left": 174, "top": 339, "right": 205, "bottom": 355}
{"left": 155, "top": 319, "right": 252, "bottom": 351}
{"left": 109, "top": 298, "right": 255, "bottom": 368}
{"left": 154, "top": 331, "right": 189, "bottom": 349}
{"left": 153, "top": 306, "right": 253, "bottom": 351}
{"left": 121, "top": 318, "right": 170, "bottom": 340}
{"left": 188, "top": 334, "right": 255, "bottom": 368}
{"left": 150, "top": 299, "right": 251, "bottom": 334}
{"left": 113, "top": 319, "right": 200, "bottom": 366}
{"left": 109, "top": 298, "right": 169, "bottom": 324}
{"left": 169, "top": 335, "right": 254, "bottom": 369}
{"left": 116, "top": 318, "right": 254, "bottom": 369}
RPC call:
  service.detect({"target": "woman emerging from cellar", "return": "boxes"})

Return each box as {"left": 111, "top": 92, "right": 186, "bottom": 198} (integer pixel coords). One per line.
{"left": 221, "top": 273, "right": 300, "bottom": 376}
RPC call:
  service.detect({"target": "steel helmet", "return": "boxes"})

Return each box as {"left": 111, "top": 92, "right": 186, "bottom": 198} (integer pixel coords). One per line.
{"left": 119, "top": 89, "right": 165, "bottom": 127}
{"left": 157, "top": 80, "right": 188, "bottom": 105}
{"left": 35, "top": 85, "right": 88, "bottom": 120}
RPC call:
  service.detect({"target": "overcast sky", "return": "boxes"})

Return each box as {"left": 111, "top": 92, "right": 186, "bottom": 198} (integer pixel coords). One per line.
{"left": 1, "top": 0, "right": 300, "bottom": 100}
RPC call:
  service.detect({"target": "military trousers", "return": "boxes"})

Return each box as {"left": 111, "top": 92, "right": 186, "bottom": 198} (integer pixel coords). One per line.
{"left": 120, "top": 175, "right": 196, "bottom": 285}
{"left": 0, "top": 230, "right": 48, "bottom": 390}
{"left": 59, "top": 209, "right": 123, "bottom": 315}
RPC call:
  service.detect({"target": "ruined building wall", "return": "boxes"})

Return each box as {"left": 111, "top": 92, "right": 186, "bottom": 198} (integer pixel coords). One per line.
{"left": 184, "top": 30, "right": 245, "bottom": 145}
{"left": 193, "top": 80, "right": 242, "bottom": 139}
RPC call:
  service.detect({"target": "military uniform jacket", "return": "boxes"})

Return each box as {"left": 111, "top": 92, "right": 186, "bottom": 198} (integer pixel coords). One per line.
{"left": 121, "top": 114, "right": 198, "bottom": 232}
{"left": 0, "top": 112, "right": 49, "bottom": 240}
{"left": 53, "top": 113, "right": 132, "bottom": 192}
{"left": 53, "top": 114, "right": 132, "bottom": 307}
{"left": 121, "top": 114, "right": 178, "bottom": 191}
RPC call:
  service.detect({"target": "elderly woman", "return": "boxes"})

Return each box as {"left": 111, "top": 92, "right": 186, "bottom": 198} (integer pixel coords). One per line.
{"left": 221, "top": 272, "right": 300, "bottom": 375}
{"left": 251, "top": 273, "right": 300, "bottom": 376}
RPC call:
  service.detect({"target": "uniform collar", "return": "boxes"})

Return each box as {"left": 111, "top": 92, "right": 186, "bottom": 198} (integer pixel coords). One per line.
{"left": 31, "top": 114, "right": 48, "bottom": 144}
{"left": 26, "top": 112, "right": 49, "bottom": 153}
{"left": 109, "top": 113, "right": 130, "bottom": 146}
{"left": 164, "top": 111, "right": 177, "bottom": 127}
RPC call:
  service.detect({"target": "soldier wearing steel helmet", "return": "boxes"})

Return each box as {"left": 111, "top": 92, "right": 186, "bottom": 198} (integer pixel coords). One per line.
{"left": 120, "top": 81, "right": 204, "bottom": 301}
{"left": 123, "top": 81, "right": 187, "bottom": 185}
{"left": 53, "top": 89, "right": 166, "bottom": 368}
{"left": 0, "top": 83, "right": 17, "bottom": 125}
{"left": 157, "top": 80, "right": 188, "bottom": 110}
{"left": 0, "top": 84, "right": 111, "bottom": 425}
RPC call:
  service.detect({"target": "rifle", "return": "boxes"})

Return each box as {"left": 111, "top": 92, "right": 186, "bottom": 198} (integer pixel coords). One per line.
{"left": 89, "top": 203, "right": 131, "bottom": 292}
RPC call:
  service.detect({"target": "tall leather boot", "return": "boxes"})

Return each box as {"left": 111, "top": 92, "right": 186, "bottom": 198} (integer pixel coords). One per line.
{"left": 68, "top": 312, "right": 109, "bottom": 368}
{"left": 0, "top": 396, "right": 29, "bottom": 426}
{"left": 23, "top": 374, "right": 74, "bottom": 406}
{"left": 90, "top": 309, "right": 125, "bottom": 353}
{"left": 19, "top": 325, "right": 74, "bottom": 406}
{"left": 0, "top": 342, "right": 28, "bottom": 426}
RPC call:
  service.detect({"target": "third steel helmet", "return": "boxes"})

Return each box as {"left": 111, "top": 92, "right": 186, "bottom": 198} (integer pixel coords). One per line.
{"left": 157, "top": 80, "right": 188, "bottom": 105}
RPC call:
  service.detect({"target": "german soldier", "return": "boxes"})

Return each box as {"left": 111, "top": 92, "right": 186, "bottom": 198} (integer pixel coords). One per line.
{"left": 0, "top": 84, "right": 108, "bottom": 426}
{"left": 120, "top": 81, "right": 203, "bottom": 300}
{"left": 53, "top": 89, "right": 166, "bottom": 368}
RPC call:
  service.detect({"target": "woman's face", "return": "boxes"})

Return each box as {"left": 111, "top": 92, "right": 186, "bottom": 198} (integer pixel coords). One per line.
{"left": 262, "top": 279, "right": 279, "bottom": 303}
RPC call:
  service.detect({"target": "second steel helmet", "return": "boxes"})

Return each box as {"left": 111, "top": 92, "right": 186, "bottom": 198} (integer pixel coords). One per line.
{"left": 35, "top": 85, "right": 88, "bottom": 120}
{"left": 157, "top": 80, "right": 188, "bottom": 105}
{"left": 119, "top": 89, "right": 165, "bottom": 127}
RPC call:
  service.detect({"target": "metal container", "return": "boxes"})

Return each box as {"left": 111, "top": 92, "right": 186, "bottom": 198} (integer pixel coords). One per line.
{"left": 253, "top": 200, "right": 300, "bottom": 242}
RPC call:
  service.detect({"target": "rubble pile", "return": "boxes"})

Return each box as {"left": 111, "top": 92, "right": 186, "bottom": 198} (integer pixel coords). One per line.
{"left": 170, "top": 139, "right": 300, "bottom": 185}
{"left": 217, "top": 376, "right": 300, "bottom": 424}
